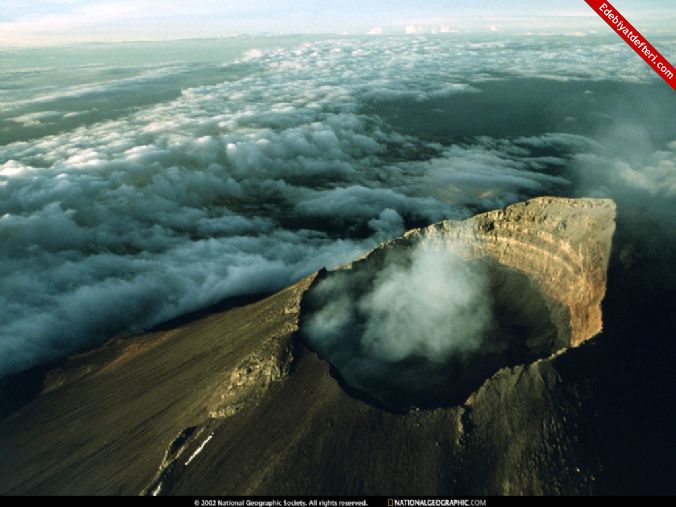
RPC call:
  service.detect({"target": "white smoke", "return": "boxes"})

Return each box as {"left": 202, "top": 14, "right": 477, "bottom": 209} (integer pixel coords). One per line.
{"left": 359, "top": 243, "right": 492, "bottom": 362}
{"left": 304, "top": 241, "right": 493, "bottom": 365}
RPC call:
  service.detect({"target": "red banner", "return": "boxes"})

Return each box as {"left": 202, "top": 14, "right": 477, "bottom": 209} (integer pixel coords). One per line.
{"left": 585, "top": 0, "right": 676, "bottom": 91}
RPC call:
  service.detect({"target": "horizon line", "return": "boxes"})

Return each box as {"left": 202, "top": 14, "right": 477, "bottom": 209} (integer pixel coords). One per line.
{"left": 0, "top": 30, "right": 646, "bottom": 49}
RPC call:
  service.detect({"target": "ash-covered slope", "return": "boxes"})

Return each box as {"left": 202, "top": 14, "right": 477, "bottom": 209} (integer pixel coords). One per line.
{"left": 0, "top": 277, "right": 315, "bottom": 495}
{"left": 4, "top": 196, "right": 665, "bottom": 496}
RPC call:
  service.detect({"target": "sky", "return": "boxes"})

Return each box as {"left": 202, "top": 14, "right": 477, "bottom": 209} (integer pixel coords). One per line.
{"left": 1, "top": 0, "right": 674, "bottom": 45}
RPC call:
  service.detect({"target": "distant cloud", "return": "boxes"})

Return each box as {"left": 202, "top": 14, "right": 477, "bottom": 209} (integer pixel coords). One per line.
{"left": 367, "top": 26, "right": 383, "bottom": 35}
{"left": 405, "top": 24, "right": 456, "bottom": 34}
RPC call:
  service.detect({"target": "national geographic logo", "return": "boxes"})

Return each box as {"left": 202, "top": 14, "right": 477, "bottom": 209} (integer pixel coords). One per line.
{"left": 389, "top": 500, "right": 487, "bottom": 507}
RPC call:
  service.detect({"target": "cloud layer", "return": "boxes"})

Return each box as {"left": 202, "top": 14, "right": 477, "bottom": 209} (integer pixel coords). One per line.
{"left": 1, "top": 35, "right": 675, "bottom": 376}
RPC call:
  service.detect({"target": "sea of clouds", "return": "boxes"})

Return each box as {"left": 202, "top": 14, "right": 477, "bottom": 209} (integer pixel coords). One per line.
{"left": 1, "top": 35, "right": 675, "bottom": 376}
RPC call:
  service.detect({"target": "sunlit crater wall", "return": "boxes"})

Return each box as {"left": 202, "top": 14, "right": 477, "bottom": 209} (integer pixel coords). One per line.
{"left": 402, "top": 196, "right": 616, "bottom": 348}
